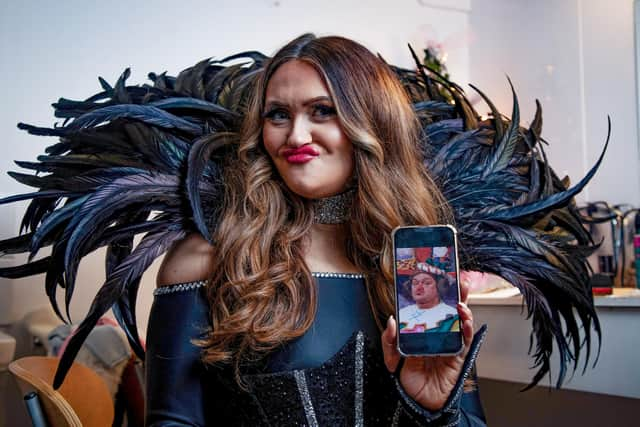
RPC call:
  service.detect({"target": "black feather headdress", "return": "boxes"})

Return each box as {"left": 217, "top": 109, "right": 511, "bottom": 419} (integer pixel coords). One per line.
{"left": 0, "top": 46, "right": 603, "bottom": 390}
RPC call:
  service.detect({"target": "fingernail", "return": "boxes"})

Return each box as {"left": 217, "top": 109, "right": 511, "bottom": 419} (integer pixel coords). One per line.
{"left": 458, "top": 302, "right": 468, "bottom": 310}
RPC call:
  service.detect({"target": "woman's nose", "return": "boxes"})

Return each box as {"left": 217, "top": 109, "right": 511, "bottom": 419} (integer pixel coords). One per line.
{"left": 287, "top": 117, "right": 312, "bottom": 146}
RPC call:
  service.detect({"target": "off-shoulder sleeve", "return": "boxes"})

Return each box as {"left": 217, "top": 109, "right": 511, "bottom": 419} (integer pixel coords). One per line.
{"left": 145, "top": 281, "right": 218, "bottom": 427}
{"left": 392, "top": 325, "right": 488, "bottom": 426}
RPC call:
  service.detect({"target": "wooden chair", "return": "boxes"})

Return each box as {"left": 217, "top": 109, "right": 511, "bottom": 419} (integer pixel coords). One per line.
{"left": 9, "top": 356, "right": 114, "bottom": 427}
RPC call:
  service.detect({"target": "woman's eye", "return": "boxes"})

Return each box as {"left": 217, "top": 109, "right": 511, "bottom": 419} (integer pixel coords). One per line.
{"left": 263, "top": 108, "right": 290, "bottom": 122}
{"left": 312, "top": 104, "right": 337, "bottom": 119}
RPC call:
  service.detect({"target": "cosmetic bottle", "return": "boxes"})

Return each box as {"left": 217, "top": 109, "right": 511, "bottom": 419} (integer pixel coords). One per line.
{"left": 634, "top": 212, "right": 640, "bottom": 289}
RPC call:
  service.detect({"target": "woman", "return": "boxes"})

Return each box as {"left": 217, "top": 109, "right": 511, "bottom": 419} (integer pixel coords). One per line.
{"left": 146, "top": 34, "right": 487, "bottom": 425}
{"left": 2, "top": 26, "right": 601, "bottom": 425}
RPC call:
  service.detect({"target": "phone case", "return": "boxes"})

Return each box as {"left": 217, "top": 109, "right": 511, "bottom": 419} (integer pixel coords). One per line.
{"left": 392, "top": 225, "right": 463, "bottom": 357}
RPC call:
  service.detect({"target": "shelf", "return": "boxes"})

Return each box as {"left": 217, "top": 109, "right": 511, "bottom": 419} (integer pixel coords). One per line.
{"left": 469, "top": 286, "right": 640, "bottom": 308}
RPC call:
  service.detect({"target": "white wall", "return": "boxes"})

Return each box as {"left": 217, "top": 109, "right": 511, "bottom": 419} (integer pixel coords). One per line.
{"left": 2, "top": 0, "right": 638, "bottom": 405}
{"left": 467, "top": 0, "right": 640, "bottom": 397}
{"left": 2, "top": 0, "right": 638, "bottom": 348}
{"left": 0, "top": 0, "right": 472, "bottom": 334}
{"left": 468, "top": 0, "right": 639, "bottom": 206}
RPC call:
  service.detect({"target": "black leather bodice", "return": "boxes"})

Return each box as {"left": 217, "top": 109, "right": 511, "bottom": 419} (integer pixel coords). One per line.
{"left": 261, "top": 274, "right": 379, "bottom": 372}
{"left": 145, "top": 275, "right": 486, "bottom": 426}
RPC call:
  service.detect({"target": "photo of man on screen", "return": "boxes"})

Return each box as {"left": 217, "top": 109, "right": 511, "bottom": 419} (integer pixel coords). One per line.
{"left": 396, "top": 248, "right": 460, "bottom": 334}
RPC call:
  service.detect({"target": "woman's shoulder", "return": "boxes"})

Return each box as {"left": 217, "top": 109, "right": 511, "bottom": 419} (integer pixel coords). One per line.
{"left": 156, "top": 233, "right": 216, "bottom": 287}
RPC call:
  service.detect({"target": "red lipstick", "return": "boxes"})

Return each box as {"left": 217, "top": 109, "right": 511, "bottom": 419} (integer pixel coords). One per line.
{"left": 282, "top": 146, "right": 319, "bottom": 164}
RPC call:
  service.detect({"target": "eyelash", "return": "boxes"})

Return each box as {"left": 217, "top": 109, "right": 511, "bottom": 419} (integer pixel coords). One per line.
{"left": 263, "top": 108, "right": 289, "bottom": 122}
{"left": 263, "top": 104, "right": 337, "bottom": 123}
{"left": 311, "top": 104, "right": 336, "bottom": 118}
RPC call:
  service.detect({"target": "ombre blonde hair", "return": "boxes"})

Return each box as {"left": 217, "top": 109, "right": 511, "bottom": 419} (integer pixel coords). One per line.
{"left": 201, "top": 34, "right": 452, "bottom": 375}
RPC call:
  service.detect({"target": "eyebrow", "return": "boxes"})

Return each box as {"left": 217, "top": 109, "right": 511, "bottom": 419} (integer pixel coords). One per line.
{"left": 264, "top": 96, "right": 332, "bottom": 109}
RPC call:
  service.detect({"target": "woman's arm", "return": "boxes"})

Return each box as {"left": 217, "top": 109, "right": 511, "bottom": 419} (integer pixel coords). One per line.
{"left": 155, "top": 234, "right": 215, "bottom": 287}
{"left": 146, "top": 235, "right": 217, "bottom": 427}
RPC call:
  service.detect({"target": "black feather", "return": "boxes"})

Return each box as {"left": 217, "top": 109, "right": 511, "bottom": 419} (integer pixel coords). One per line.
{"left": 186, "top": 134, "right": 228, "bottom": 242}
{"left": 53, "top": 227, "right": 185, "bottom": 388}
{"left": 1, "top": 44, "right": 605, "bottom": 392}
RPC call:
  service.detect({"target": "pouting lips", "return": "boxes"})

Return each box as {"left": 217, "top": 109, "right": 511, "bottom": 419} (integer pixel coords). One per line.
{"left": 282, "top": 146, "right": 319, "bottom": 163}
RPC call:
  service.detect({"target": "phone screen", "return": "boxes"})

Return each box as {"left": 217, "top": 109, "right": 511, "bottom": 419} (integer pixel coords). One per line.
{"left": 393, "top": 225, "right": 463, "bottom": 356}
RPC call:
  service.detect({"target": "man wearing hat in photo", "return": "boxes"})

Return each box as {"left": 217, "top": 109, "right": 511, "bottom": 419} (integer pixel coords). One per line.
{"left": 399, "top": 263, "right": 459, "bottom": 333}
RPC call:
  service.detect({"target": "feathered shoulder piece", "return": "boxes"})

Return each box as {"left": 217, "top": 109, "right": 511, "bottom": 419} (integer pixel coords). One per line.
{"left": 0, "top": 48, "right": 604, "bottom": 390}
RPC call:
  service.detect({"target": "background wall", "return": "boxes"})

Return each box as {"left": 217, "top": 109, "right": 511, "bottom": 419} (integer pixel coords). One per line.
{"left": 4, "top": 0, "right": 637, "bottom": 331}
{"left": 1, "top": 1, "right": 639, "bottom": 425}
{"left": 469, "top": 0, "right": 639, "bottom": 206}
{"left": 0, "top": 0, "right": 472, "bottom": 331}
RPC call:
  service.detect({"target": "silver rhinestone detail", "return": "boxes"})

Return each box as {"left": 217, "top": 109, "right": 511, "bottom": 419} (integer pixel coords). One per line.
{"left": 294, "top": 370, "right": 319, "bottom": 427}
{"left": 443, "top": 326, "right": 488, "bottom": 413}
{"left": 153, "top": 280, "right": 206, "bottom": 296}
{"left": 311, "top": 272, "right": 364, "bottom": 279}
{"left": 393, "top": 376, "right": 427, "bottom": 416}
{"left": 312, "top": 188, "right": 355, "bottom": 224}
{"left": 354, "top": 331, "right": 365, "bottom": 427}
{"left": 443, "top": 414, "right": 461, "bottom": 427}
{"left": 392, "top": 401, "right": 402, "bottom": 427}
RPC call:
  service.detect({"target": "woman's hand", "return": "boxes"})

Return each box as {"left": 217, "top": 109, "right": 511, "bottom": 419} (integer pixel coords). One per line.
{"left": 381, "top": 274, "right": 474, "bottom": 411}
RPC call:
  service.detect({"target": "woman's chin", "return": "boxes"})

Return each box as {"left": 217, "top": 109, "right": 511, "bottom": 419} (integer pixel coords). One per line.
{"left": 285, "top": 182, "right": 343, "bottom": 200}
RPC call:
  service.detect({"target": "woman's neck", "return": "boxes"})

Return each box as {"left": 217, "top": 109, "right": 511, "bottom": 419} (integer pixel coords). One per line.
{"left": 304, "top": 223, "right": 360, "bottom": 274}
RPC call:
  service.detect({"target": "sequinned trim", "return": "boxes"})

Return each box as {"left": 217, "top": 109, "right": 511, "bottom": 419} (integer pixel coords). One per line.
{"left": 154, "top": 275, "right": 361, "bottom": 296}
{"left": 313, "top": 188, "right": 355, "bottom": 224}
{"left": 442, "top": 325, "right": 488, "bottom": 414}
{"left": 393, "top": 376, "right": 429, "bottom": 418}
{"left": 392, "top": 402, "right": 401, "bottom": 427}
{"left": 442, "top": 414, "right": 461, "bottom": 427}
{"left": 311, "top": 272, "right": 364, "bottom": 279}
{"left": 354, "top": 331, "right": 364, "bottom": 427}
{"left": 153, "top": 280, "right": 206, "bottom": 296}
{"left": 294, "top": 370, "right": 319, "bottom": 427}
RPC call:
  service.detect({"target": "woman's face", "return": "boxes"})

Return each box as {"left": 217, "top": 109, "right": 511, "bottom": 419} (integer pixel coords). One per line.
{"left": 262, "top": 60, "right": 354, "bottom": 199}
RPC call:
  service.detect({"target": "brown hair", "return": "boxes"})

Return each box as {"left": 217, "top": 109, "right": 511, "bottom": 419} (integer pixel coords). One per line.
{"left": 201, "top": 34, "right": 452, "bottom": 377}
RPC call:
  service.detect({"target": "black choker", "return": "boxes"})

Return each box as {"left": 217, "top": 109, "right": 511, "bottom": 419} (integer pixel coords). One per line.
{"left": 313, "top": 188, "right": 355, "bottom": 224}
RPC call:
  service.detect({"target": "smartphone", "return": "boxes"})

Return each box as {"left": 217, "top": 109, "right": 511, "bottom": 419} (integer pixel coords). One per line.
{"left": 392, "top": 225, "right": 462, "bottom": 356}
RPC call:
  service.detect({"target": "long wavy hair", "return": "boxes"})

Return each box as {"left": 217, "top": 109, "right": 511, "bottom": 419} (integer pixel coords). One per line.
{"left": 201, "top": 34, "right": 452, "bottom": 376}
